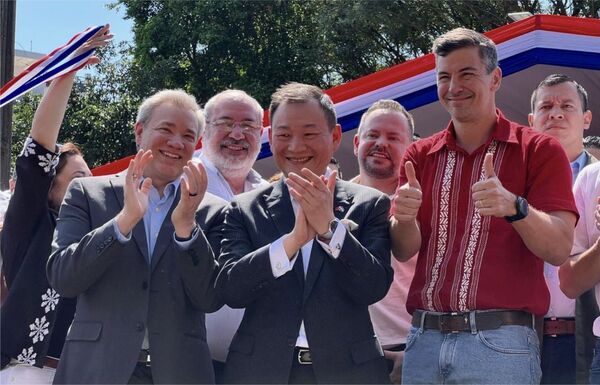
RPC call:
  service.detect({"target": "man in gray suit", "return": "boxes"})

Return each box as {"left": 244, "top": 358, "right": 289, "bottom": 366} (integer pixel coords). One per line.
{"left": 47, "top": 89, "right": 225, "bottom": 384}
{"left": 216, "top": 82, "right": 393, "bottom": 384}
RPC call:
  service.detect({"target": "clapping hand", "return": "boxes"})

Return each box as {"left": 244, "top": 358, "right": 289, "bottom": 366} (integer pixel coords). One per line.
{"left": 116, "top": 149, "right": 153, "bottom": 235}
{"left": 171, "top": 160, "right": 208, "bottom": 239}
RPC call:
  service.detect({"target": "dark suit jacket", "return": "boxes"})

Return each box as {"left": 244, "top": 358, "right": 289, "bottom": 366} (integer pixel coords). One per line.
{"left": 216, "top": 179, "right": 393, "bottom": 384}
{"left": 576, "top": 152, "right": 600, "bottom": 384}
{"left": 47, "top": 173, "right": 225, "bottom": 384}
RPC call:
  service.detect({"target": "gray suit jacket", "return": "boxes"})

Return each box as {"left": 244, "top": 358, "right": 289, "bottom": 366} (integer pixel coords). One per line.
{"left": 47, "top": 173, "right": 225, "bottom": 384}
{"left": 216, "top": 179, "right": 393, "bottom": 384}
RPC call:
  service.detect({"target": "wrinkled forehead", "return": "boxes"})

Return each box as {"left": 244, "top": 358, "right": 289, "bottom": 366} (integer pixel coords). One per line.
{"left": 536, "top": 83, "right": 580, "bottom": 104}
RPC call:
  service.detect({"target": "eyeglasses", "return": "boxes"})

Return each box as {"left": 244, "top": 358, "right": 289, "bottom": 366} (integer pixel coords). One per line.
{"left": 210, "top": 118, "right": 261, "bottom": 134}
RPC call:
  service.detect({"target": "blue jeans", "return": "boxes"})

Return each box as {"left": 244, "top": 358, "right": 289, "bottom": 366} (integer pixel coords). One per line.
{"left": 591, "top": 339, "right": 600, "bottom": 384}
{"left": 402, "top": 324, "right": 541, "bottom": 384}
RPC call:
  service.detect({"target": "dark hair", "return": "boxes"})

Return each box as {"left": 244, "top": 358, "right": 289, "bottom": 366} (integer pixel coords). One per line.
{"left": 269, "top": 82, "right": 337, "bottom": 130}
{"left": 56, "top": 142, "right": 84, "bottom": 175}
{"left": 432, "top": 27, "right": 498, "bottom": 74}
{"left": 583, "top": 136, "right": 600, "bottom": 150}
{"left": 530, "top": 74, "right": 589, "bottom": 113}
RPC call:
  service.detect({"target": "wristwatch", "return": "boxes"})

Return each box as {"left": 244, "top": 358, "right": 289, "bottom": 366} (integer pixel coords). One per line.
{"left": 505, "top": 196, "right": 529, "bottom": 223}
{"left": 318, "top": 218, "right": 340, "bottom": 241}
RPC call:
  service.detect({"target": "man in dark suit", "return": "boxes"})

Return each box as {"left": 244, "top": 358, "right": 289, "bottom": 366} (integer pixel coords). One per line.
{"left": 47, "top": 89, "right": 225, "bottom": 384}
{"left": 216, "top": 82, "right": 393, "bottom": 384}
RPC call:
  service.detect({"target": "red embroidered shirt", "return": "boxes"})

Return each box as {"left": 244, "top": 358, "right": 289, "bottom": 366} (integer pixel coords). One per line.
{"left": 399, "top": 110, "right": 578, "bottom": 316}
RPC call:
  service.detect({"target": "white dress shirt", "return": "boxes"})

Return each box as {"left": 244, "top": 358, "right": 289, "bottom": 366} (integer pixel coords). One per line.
{"left": 268, "top": 191, "right": 347, "bottom": 348}
{"left": 193, "top": 151, "right": 269, "bottom": 362}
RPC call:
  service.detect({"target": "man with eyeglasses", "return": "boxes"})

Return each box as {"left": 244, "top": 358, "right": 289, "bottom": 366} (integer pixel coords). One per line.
{"left": 194, "top": 89, "right": 269, "bottom": 382}
{"left": 195, "top": 90, "right": 268, "bottom": 201}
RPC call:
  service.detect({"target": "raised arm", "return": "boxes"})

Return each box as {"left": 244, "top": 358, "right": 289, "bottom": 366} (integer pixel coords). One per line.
{"left": 31, "top": 25, "right": 112, "bottom": 151}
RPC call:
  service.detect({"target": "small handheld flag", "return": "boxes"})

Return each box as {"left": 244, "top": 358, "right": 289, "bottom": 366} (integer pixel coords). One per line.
{"left": 0, "top": 25, "right": 104, "bottom": 108}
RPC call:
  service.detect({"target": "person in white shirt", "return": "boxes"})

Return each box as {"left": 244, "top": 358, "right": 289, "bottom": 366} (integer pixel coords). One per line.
{"left": 194, "top": 90, "right": 269, "bottom": 381}
{"left": 350, "top": 99, "right": 417, "bottom": 384}
{"left": 560, "top": 161, "right": 600, "bottom": 384}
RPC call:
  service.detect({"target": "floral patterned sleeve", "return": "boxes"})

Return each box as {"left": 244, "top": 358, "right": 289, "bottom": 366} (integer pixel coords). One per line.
{"left": 1, "top": 136, "right": 59, "bottom": 285}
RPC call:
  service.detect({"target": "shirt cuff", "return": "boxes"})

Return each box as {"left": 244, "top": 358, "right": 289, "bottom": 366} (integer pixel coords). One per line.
{"left": 316, "top": 222, "right": 346, "bottom": 259}
{"left": 173, "top": 226, "right": 200, "bottom": 250}
{"left": 112, "top": 218, "right": 132, "bottom": 243}
{"left": 269, "top": 236, "right": 297, "bottom": 278}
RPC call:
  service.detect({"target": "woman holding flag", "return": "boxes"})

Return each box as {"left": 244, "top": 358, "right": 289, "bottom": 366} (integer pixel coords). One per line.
{"left": 0, "top": 25, "right": 111, "bottom": 385}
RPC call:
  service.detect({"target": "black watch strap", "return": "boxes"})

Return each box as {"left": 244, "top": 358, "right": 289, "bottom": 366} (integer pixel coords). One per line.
{"left": 505, "top": 196, "right": 529, "bottom": 223}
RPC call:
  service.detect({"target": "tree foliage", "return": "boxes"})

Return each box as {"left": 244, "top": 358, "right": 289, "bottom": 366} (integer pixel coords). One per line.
{"left": 11, "top": 0, "right": 599, "bottom": 170}
{"left": 116, "top": 0, "right": 598, "bottom": 107}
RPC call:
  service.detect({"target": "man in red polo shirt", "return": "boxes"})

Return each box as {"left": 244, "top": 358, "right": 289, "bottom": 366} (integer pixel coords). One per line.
{"left": 390, "top": 27, "right": 578, "bottom": 384}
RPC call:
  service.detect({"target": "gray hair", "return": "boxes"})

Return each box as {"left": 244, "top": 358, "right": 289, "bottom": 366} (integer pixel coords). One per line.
{"left": 136, "top": 89, "right": 204, "bottom": 137}
{"left": 204, "top": 89, "right": 263, "bottom": 124}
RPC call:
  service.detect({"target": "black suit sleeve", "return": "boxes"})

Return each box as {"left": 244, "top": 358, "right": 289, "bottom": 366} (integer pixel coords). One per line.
{"left": 215, "top": 201, "right": 279, "bottom": 308}
{"left": 327, "top": 193, "right": 393, "bottom": 305}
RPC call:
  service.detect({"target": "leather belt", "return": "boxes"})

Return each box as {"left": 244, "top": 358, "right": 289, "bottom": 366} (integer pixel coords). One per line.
{"left": 44, "top": 356, "right": 59, "bottom": 369}
{"left": 412, "top": 310, "right": 534, "bottom": 333}
{"left": 294, "top": 347, "right": 312, "bottom": 365}
{"left": 543, "top": 317, "right": 575, "bottom": 336}
{"left": 138, "top": 349, "right": 151, "bottom": 364}
{"left": 384, "top": 343, "right": 406, "bottom": 352}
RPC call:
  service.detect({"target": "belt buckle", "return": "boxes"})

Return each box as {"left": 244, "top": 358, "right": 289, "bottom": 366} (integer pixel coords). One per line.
{"left": 439, "top": 312, "right": 463, "bottom": 334}
{"left": 297, "top": 348, "right": 312, "bottom": 365}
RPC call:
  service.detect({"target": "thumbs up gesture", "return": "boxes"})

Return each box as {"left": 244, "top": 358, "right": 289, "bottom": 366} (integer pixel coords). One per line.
{"left": 471, "top": 153, "right": 518, "bottom": 217}
{"left": 391, "top": 161, "right": 422, "bottom": 223}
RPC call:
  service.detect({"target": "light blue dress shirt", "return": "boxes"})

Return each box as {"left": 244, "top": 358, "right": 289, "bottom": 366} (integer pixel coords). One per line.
{"left": 571, "top": 150, "right": 588, "bottom": 183}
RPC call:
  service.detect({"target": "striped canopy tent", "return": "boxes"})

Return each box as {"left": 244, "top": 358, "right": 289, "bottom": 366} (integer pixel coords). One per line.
{"left": 93, "top": 14, "right": 600, "bottom": 179}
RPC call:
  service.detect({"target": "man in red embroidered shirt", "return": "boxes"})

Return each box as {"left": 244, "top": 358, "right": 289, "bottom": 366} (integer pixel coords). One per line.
{"left": 390, "top": 27, "right": 578, "bottom": 384}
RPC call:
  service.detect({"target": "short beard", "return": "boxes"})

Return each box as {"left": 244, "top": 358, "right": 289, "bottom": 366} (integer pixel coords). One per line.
{"left": 361, "top": 158, "right": 396, "bottom": 179}
{"left": 203, "top": 141, "right": 259, "bottom": 177}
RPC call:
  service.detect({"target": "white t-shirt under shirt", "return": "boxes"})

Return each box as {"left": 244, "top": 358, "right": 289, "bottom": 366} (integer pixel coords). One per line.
{"left": 368, "top": 255, "right": 416, "bottom": 348}
{"left": 195, "top": 152, "right": 269, "bottom": 362}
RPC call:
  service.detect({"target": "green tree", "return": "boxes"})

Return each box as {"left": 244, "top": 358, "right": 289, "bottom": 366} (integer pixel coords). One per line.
{"left": 117, "top": 0, "right": 333, "bottom": 106}
{"left": 116, "top": 0, "right": 561, "bottom": 104}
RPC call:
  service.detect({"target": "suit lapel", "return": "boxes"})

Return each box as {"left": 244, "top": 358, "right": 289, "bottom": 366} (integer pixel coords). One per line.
{"left": 303, "top": 182, "right": 352, "bottom": 302}
{"left": 264, "top": 179, "right": 295, "bottom": 237}
{"left": 110, "top": 173, "right": 149, "bottom": 263}
{"left": 150, "top": 187, "right": 180, "bottom": 272}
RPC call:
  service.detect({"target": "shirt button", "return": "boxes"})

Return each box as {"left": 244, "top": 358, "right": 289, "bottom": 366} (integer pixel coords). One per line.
{"left": 155, "top": 207, "right": 160, "bottom": 212}
{"left": 136, "top": 322, "right": 144, "bottom": 332}
{"left": 276, "top": 262, "right": 282, "bottom": 270}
